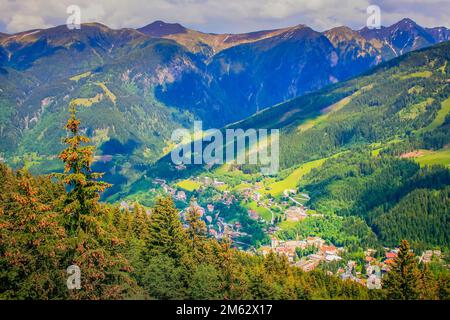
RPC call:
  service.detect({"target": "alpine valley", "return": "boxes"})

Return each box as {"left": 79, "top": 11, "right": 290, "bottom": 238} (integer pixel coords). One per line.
{"left": 0, "top": 17, "right": 449, "bottom": 300}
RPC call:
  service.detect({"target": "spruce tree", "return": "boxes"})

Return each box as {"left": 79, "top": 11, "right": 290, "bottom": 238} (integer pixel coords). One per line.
{"left": 54, "top": 102, "right": 110, "bottom": 233}
{"left": 0, "top": 165, "right": 67, "bottom": 299}
{"left": 185, "top": 198, "right": 207, "bottom": 249}
{"left": 146, "top": 196, "right": 186, "bottom": 260}
{"left": 54, "top": 105, "right": 136, "bottom": 299}
{"left": 188, "top": 264, "right": 222, "bottom": 299}
{"left": 384, "top": 240, "right": 421, "bottom": 299}
{"left": 419, "top": 263, "right": 438, "bottom": 300}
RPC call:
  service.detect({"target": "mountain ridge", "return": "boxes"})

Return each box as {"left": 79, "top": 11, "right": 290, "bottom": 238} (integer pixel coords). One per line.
{"left": 0, "top": 19, "right": 448, "bottom": 196}
{"left": 2, "top": 18, "right": 448, "bottom": 58}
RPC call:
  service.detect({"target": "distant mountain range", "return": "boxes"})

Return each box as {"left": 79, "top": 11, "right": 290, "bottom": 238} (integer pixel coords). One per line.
{"left": 0, "top": 18, "right": 448, "bottom": 189}
{"left": 142, "top": 41, "right": 450, "bottom": 179}
{"left": 124, "top": 41, "right": 449, "bottom": 241}
{"left": 138, "top": 18, "right": 448, "bottom": 58}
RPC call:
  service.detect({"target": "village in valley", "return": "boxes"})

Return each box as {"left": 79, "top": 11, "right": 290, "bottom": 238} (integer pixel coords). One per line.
{"left": 119, "top": 165, "right": 447, "bottom": 286}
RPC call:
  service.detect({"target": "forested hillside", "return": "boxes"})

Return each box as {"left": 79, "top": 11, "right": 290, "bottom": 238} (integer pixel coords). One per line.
{"left": 125, "top": 42, "right": 450, "bottom": 253}
{"left": 0, "top": 19, "right": 448, "bottom": 194}
{"left": 0, "top": 107, "right": 448, "bottom": 300}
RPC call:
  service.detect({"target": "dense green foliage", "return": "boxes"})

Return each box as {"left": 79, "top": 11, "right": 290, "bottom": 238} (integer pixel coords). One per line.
{"left": 1, "top": 27, "right": 449, "bottom": 300}
{"left": 297, "top": 151, "right": 450, "bottom": 250}
{"left": 1, "top": 162, "right": 382, "bottom": 300}
{"left": 278, "top": 214, "right": 379, "bottom": 250}
{"left": 384, "top": 240, "right": 423, "bottom": 299}
{"left": 0, "top": 110, "right": 374, "bottom": 300}
{"left": 1, "top": 109, "right": 448, "bottom": 300}
{"left": 1, "top": 163, "right": 447, "bottom": 299}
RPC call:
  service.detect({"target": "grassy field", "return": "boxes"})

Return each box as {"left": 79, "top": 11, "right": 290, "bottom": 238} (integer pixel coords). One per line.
{"left": 264, "top": 158, "right": 326, "bottom": 196}
{"left": 214, "top": 163, "right": 231, "bottom": 175}
{"left": 297, "top": 96, "right": 352, "bottom": 132}
{"left": 244, "top": 201, "right": 272, "bottom": 223}
{"left": 176, "top": 179, "right": 202, "bottom": 191}
{"left": 420, "top": 97, "right": 450, "bottom": 132}
{"left": 277, "top": 220, "right": 300, "bottom": 230}
{"left": 438, "top": 61, "right": 447, "bottom": 74}
{"left": 69, "top": 71, "right": 92, "bottom": 82}
{"left": 215, "top": 184, "right": 229, "bottom": 191}
{"left": 398, "top": 98, "right": 434, "bottom": 120}
{"left": 71, "top": 93, "right": 103, "bottom": 107}
{"left": 96, "top": 82, "right": 117, "bottom": 104}
{"left": 397, "top": 70, "right": 432, "bottom": 80}
{"left": 414, "top": 148, "right": 450, "bottom": 167}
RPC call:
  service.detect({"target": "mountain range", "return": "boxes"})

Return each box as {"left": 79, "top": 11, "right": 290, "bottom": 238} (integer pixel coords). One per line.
{"left": 0, "top": 18, "right": 448, "bottom": 197}
{"left": 115, "top": 41, "right": 449, "bottom": 252}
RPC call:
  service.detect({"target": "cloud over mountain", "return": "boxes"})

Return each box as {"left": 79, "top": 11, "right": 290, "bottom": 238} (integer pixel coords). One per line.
{"left": 0, "top": 0, "right": 448, "bottom": 34}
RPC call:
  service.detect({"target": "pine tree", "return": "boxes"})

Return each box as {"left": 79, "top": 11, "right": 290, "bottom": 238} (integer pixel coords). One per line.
{"left": 53, "top": 103, "right": 110, "bottom": 233}
{"left": 419, "top": 263, "right": 438, "bottom": 300}
{"left": 146, "top": 196, "right": 186, "bottom": 260}
{"left": 248, "top": 264, "right": 277, "bottom": 299}
{"left": 188, "top": 264, "right": 222, "bottom": 299}
{"left": 217, "top": 239, "right": 249, "bottom": 299}
{"left": 0, "top": 165, "right": 67, "bottom": 299}
{"left": 384, "top": 240, "right": 421, "bottom": 299}
{"left": 132, "top": 204, "right": 150, "bottom": 240}
{"left": 436, "top": 273, "right": 450, "bottom": 300}
{"left": 54, "top": 105, "right": 136, "bottom": 299}
{"left": 185, "top": 198, "right": 207, "bottom": 249}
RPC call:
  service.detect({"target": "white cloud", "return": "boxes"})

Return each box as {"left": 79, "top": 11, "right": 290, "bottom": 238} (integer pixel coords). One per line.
{"left": 0, "top": 0, "right": 448, "bottom": 34}
{"left": 7, "top": 14, "right": 53, "bottom": 32}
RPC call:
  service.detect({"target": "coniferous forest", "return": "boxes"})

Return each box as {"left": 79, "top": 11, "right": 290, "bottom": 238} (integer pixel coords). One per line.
{"left": 1, "top": 3, "right": 450, "bottom": 303}
{"left": 0, "top": 106, "right": 448, "bottom": 300}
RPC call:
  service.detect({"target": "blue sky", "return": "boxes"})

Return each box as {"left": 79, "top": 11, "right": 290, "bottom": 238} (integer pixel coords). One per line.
{"left": 0, "top": 0, "right": 448, "bottom": 34}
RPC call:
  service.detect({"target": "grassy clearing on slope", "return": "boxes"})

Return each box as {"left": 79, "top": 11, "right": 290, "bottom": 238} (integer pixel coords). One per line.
{"left": 71, "top": 94, "right": 103, "bottom": 107}
{"left": 96, "top": 82, "right": 117, "bottom": 104}
{"left": 297, "top": 85, "right": 372, "bottom": 132}
{"left": 264, "top": 158, "right": 326, "bottom": 196}
{"left": 408, "top": 86, "right": 424, "bottom": 95}
{"left": 232, "top": 182, "right": 253, "bottom": 191}
{"left": 176, "top": 179, "right": 201, "bottom": 191}
{"left": 214, "top": 163, "right": 231, "bottom": 175}
{"left": 244, "top": 201, "right": 272, "bottom": 223}
{"left": 370, "top": 138, "right": 404, "bottom": 157}
{"left": 414, "top": 148, "right": 450, "bottom": 167}
{"left": 420, "top": 97, "right": 450, "bottom": 132}
{"left": 398, "top": 98, "right": 434, "bottom": 120}
{"left": 70, "top": 71, "right": 92, "bottom": 82}
{"left": 438, "top": 61, "right": 447, "bottom": 75}
{"left": 397, "top": 70, "right": 432, "bottom": 80}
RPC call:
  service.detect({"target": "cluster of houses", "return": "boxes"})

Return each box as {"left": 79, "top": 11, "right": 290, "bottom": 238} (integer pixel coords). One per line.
{"left": 241, "top": 188, "right": 262, "bottom": 203}
{"left": 152, "top": 175, "right": 251, "bottom": 243}
{"left": 262, "top": 238, "right": 447, "bottom": 285}
{"left": 259, "top": 237, "right": 344, "bottom": 271}
{"left": 153, "top": 178, "right": 177, "bottom": 196}
{"left": 285, "top": 206, "right": 308, "bottom": 222}
{"left": 176, "top": 199, "right": 248, "bottom": 243}
{"left": 206, "top": 217, "right": 248, "bottom": 241}
{"left": 196, "top": 176, "right": 226, "bottom": 188}
{"left": 118, "top": 201, "right": 151, "bottom": 215}
{"left": 363, "top": 248, "right": 443, "bottom": 275}
{"left": 419, "top": 250, "right": 442, "bottom": 264}
{"left": 220, "top": 191, "right": 236, "bottom": 206}
{"left": 153, "top": 178, "right": 189, "bottom": 202}
{"left": 137, "top": 176, "right": 448, "bottom": 285}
